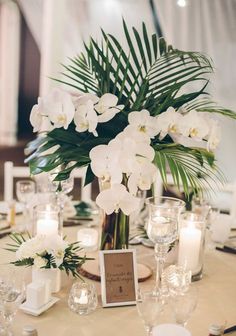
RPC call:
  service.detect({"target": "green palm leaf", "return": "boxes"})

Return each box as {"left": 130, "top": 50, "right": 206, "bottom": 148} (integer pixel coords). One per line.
{"left": 26, "top": 20, "right": 236, "bottom": 194}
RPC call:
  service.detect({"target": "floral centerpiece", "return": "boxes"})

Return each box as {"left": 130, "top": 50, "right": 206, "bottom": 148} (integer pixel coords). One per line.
{"left": 26, "top": 21, "right": 236, "bottom": 250}
{"left": 6, "top": 233, "right": 87, "bottom": 278}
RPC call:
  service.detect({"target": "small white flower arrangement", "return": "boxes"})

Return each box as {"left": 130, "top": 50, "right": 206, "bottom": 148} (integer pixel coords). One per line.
{"left": 6, "top": 233, "right": 87, "bottom": 277}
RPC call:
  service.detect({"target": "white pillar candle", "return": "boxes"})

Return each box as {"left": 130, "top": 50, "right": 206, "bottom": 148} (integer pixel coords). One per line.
{"left": 178, "top": 223, "right": 202, "bottom": 272}
{"left": 37, "top": 218, "right": 58, "bottom": 236}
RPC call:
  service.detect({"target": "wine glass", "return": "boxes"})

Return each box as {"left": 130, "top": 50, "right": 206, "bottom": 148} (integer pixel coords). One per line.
{"left": 136, "top": 289, "right": 163, "bottom": 335}
{"left": 171, "top": 286, "right": 198, "bottom": 327}
{"left": 145, "top": 197, "right": 185, "bottom": 295}
{"left": 16, "top": 180, "right": 36, "bottom": 231}
{"left": 0, "top": 269, "right": 25, "bottom": 335}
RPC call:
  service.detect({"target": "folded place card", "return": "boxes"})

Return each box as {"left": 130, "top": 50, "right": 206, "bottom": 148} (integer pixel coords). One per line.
{"left": 99, "top": 249, "right": 138, "bottom": 307}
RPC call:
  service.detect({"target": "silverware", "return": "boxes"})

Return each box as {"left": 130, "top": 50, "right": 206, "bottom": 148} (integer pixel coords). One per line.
{"left": 224, "top": 325, "right": 236, "bottom": 334}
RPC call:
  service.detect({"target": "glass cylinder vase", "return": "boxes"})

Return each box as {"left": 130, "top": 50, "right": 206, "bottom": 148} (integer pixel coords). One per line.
{"left": 100, "top": 210, "right": 129, "bottom": 250}
{"left": 177, "top": 212, "right": 206, "bottom": 281}
{"left": 33, "top": 204, "right": 60, "bottom": 236}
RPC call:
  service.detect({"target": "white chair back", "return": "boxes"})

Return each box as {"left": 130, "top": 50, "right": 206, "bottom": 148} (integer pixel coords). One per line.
{"left": 154, "top": 170, "right": 236, "bottom": 227}
{"left": 4, "top": 161, "right": 92, "bottom": 203}
{"left": 4, "top": 161, "right": 30, "bottom": 201}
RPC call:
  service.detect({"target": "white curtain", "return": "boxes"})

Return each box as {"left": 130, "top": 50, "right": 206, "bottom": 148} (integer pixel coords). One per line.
{"left": 155, "top": 0, "right": 236, "bottom": 181}
{"left": 0, "top": 0, "right": 20, "bottom": 145}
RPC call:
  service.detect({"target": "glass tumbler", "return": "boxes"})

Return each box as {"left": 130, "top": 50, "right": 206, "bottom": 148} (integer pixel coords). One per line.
{"left": 68, "top": 282, "right": 98, "bottom": 315}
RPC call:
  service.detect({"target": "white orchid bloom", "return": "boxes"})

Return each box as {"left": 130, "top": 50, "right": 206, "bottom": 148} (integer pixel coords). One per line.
{"left": 116, "top": 130, "right": 155, "bottom": 162}
{"left": 30, "top": 98, "right": 44, "bottom": 132}
{"left": 96, "top": 93, "right": 124, "bottom": 123}
{"left": 74, "top": 99, "right": 98, "bottom": 136}
{"left": 89, "top": 143, "right": 123, "bottom": 184}
{"left": 75, "top": 93, "right": 99, "bottom": 106}
{"left": 206, "top": 119, "right": 221, "bottom": 151}
{"left": 181, "top": 110, "right": 209, "bottom": 140}
{"left": 128, "top": 158, "right": 157, "bottom": 195}
{"left": 30, "top": 97, "right": 53, "bottom": 133}
{"left": 96, "top": 184, "right": 140, "bottom": 215}
{"left": 156, "top": 107, "right": 183, "bottom": 140}
{"left": 45, "top": 88, "right": 75, "bottom": 129}
{"left": 128, "top": 109, "right": 158, "bottom": 139}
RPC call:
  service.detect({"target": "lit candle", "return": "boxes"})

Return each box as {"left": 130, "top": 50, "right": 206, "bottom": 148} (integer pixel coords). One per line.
{"left": 77, "top": 228, "right": 98, "bottom": 251}
{"left": 77, "top": 289, "right": 88, "bottom": 305}
{"left": 36, "top": 218, "right": 58, "bottom": 236}
{"left": 178, "top": 220, "right": 202, "bottom": 272}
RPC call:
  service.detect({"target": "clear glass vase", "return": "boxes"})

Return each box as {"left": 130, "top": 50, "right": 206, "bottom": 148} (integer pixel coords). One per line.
{"left": 100, "top": 210, "right": 129, "bottom": 250}
{"left": 98, "top": 179, "right": 129, "bottom": 250}
{"left": 178, "top": 211, "right": 206, "bottom": 281}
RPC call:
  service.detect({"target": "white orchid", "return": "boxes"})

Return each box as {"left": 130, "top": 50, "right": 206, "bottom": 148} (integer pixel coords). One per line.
{"left": 181, "top": 110, "right": 209, "bottom": 140}
{"left": 89, "top": 143, "right": 123, "bottom": 184}
{"left": 95, "top": 93, "right": 124, "bottom": 123}
{"left": 156, "top": 107, "right": 183, "bottom": 140}
{"left": 116, "top": 126, "right": 155, "bottom": 161}
{"left": 44, "top": 88, "right": 75, "bottom": 129}
{"left": 74, "top": 99, "right": 98, "bottom": 136}
{"left": 29, "top": 97, "right": 53, "bottom": 133}
{"left": 127, "top": 109, "right": 158, "bottom": 139}
{"left": 96, "top": 183, "right": 140, "bottom": 215}
{"left": 127, "top": 158, "right": 157, "bottom": 195}
{"left": 206, "top": 119, "right": 221, "bottom": 151}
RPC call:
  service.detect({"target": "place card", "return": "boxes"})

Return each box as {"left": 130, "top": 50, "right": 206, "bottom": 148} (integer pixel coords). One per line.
{"left": 99, "top": 249, "right": 138, "bottom": 307}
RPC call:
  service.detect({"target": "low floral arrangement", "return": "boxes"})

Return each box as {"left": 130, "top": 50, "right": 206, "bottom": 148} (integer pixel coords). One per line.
{"left": 6, "top": 233, "right": 87, "bottom": 277}
{"left": 26, "top": 21, "right": 236, "bottom": 250}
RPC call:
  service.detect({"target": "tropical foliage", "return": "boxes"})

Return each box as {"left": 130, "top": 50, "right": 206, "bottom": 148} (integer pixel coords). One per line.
{"left": 26, "top": 20, "right": 236, "bottom": 196}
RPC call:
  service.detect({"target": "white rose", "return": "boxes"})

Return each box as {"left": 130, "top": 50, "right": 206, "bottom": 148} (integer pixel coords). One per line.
{"left": 34, "top": 256, "right": 47, "bottom": 269}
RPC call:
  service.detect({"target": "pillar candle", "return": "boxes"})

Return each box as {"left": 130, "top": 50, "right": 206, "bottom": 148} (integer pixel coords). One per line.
{"left": 178, "top": 223, "right": 202, "bottom": 272}
{"left": 36, "top": 218, "right": 58, "bottom": 236}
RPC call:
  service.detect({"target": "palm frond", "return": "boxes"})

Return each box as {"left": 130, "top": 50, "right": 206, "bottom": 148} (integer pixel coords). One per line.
{"left": 26, "top": 20, "right": 236, "bottom": 193}
{"left": 153, "top": 143, "right": 224, "bottom": 197}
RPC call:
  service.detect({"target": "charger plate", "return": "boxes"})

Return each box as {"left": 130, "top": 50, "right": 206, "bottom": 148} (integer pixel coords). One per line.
{"left": 79, "top": 257, "right": 152, "bottom": 282}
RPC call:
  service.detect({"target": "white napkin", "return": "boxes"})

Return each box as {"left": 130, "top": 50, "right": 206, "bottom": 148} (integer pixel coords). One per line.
{"left": 153, "top": 324, "right": 191, "bottom": 336}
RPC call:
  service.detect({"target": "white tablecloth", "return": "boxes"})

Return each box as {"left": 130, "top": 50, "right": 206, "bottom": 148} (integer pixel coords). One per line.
{"left": 0, "top": 226, "right": 236, "bottom": 336}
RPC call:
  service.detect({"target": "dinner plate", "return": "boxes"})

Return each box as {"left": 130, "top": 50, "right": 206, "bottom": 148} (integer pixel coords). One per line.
{"left": 153, "top": 324, "right": 191, "bottom": 336}
{"left": 0, "top": 201, "right": 24, "bottom": 215}
{"left": 19, "top": 297, "right": 60, "bottom": 316}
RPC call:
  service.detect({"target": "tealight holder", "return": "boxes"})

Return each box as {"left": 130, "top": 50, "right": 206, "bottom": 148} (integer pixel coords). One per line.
{"left": 33, "top": 204, "right": 60, "bottom": 236}
{"left": 77, "top": 228, "right": 99, "bottom": 251}
{"left": 68, "top": 282, "right": 98, "bottom": 315}
{"left": 177, "top": 212, "right": 206, "bottom": 281}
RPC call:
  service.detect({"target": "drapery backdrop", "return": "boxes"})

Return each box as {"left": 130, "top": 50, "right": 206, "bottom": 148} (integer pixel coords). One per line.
{"left": 1, "top": 0, "right": 236, "bottom": 182}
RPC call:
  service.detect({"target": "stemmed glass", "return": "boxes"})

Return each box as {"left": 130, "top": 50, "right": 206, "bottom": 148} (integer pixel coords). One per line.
{"left": 170, "top": 286, "right": 198, "bottom": 327}
{"left": 136, "top": 289, "right": 163, "bottom": 335}
{"left": 146, "top": 197, "right": 185, "bottom": 295}
{"left": 0, "top": 269, "right": 25, "bottom": 335}
{"left": 16, "top": 180, "right": 36, "bottom": 231}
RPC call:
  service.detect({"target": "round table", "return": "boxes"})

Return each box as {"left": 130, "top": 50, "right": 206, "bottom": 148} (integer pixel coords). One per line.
{"left": 0, "top": 225, "right": 236, "bottom": 336}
